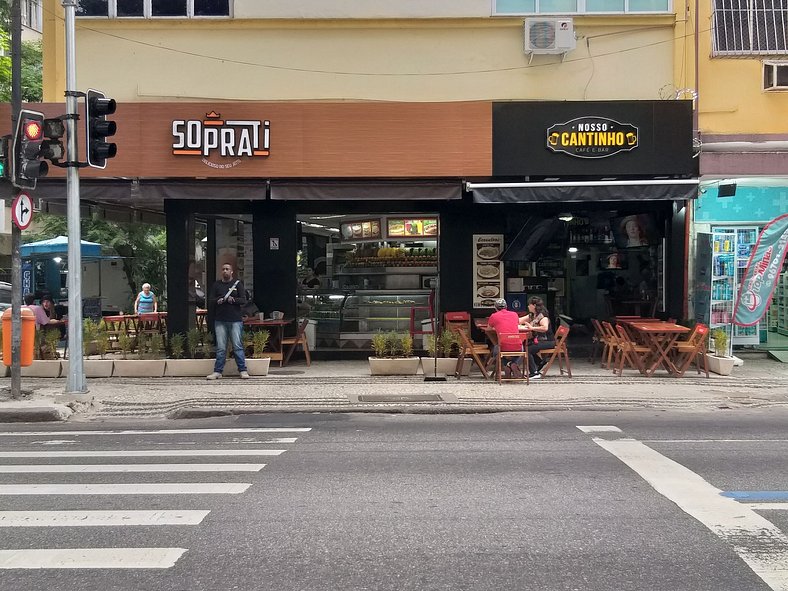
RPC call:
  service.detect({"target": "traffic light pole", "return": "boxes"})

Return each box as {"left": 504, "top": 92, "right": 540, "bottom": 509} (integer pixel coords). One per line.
{"left": 62, "top": 0, "right": 86, "bottom": 394}
{"left": 10, "top": 0, "right": 22, "bottom": 399}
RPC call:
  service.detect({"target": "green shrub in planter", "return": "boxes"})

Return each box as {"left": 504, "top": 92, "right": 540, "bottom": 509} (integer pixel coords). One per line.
{"left": 169, "top": 333, "right": 186, "bottom": 360}
{"left": 252, "top": 329, "right": 271, "bottom": 358}
{"left": 710, "top": 328, "right": 729, "bottom": 357}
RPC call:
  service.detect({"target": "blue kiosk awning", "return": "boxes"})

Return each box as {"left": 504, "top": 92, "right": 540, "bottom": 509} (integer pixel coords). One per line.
{"left": 20, "top": 236, "right": 102, "bottom": 258}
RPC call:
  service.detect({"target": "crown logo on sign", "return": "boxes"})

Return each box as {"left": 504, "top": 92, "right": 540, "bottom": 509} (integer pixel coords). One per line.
{"left": 205, "top": 111, "right": 221, "bottom": 119}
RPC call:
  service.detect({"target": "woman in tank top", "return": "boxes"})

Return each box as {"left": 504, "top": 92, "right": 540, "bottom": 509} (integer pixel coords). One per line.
{"left": 518, "top": 296, "right": 555, "bottom": 379}
{"left": 135, "top": 283, "right": 158, "bottom": 314}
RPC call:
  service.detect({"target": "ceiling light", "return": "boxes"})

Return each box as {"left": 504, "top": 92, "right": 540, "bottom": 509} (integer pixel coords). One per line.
{"left": 568, "top": 247, "right": 578, "bottom": 253}
{"left": 558, "top": 213, "right": 574, "bottom": 222}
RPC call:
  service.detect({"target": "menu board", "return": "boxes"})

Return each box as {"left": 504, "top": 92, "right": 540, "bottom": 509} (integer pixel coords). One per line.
{"left": 340, "top": 219, "right": 382, "bottom": 241}
{"left": 473, "top": 234, "right": 504, "bottom": 309}
{"left": 387, "top": 218, "right": 439, "bottom": 239}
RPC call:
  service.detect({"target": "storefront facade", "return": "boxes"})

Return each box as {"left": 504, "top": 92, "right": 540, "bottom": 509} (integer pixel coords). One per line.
{"left": 3, "top": 99, "right": 697, "bottom": 350}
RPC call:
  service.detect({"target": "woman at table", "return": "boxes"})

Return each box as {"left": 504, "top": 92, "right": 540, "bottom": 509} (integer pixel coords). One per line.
{"left": 518, "top": 296, "right": 555, "bottom": 379}
{"left": 134, "top": 283, "right": 158, "bottom": 314}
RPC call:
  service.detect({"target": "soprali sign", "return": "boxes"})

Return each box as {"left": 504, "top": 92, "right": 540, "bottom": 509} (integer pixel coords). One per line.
{"left": 172, "top": 111, "right": 270, "bottom": 169}
{"left": 546, "top": 116, "right": 638, "bottom": 159}
{"left": 733, "top": 214, "right": 788, "bottom": 327}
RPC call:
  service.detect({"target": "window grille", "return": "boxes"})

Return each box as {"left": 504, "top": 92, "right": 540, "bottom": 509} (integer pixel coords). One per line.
{"left": 712, "top": 0, "right": 788, "bottom": 56}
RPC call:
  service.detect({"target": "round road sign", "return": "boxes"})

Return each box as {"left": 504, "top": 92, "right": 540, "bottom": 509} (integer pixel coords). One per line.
{"left": 12, "top": 192, "right": 34, "bottom": 231}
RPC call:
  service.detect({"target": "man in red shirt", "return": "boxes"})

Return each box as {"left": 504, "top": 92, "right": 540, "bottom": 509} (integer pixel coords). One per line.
{"left": 486, "top": 298, "right": 523, "bottom": 376}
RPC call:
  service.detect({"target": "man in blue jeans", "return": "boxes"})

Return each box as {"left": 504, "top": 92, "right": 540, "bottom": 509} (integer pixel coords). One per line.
{"left": 207, "top": 263, "right": 249, "bottom": 380}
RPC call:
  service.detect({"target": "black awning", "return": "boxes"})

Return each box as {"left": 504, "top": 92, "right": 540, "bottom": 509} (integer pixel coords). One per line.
{"left": 470, "top": 180, "right": 698, "bottom": 203}
{"left": 271, "top": 180, "right": 462, "bottom": 201}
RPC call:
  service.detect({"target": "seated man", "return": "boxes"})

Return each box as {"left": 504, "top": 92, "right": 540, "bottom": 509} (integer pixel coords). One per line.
{"left": 486, "top": 298, "right": 523, "bottom": 377}
{"left": 23, "top": 294, "right": 50, "bottom": 329}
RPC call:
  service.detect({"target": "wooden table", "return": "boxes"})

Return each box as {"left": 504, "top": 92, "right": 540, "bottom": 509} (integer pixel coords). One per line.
{"left": 627, "top": 321, "right": 690, "bottom": 377}
{"left": 243, "top": 318, "right": 292, "bottom": 363}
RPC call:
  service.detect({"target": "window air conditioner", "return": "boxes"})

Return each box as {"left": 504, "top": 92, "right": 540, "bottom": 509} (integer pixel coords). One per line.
{"left": 763, "top": 61, "right": 788, "bottom": 91}
{"left": 524, "top": 18, "right": 576, "bottom": 55}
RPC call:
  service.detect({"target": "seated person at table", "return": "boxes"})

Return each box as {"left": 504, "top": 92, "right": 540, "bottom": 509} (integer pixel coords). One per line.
{"left": 487, "top": 298, "right": 523, "bottom": 376}
{"left": 518, "top": 296, "right": 555, "bottom": 379}
{"left": 23, "top": 294, "right": 51, "bottom": 328}
{"left": 135, "top": 283, "right": 158, "bottom": 314}
{"left": 41, "top": 295, "right": 66, "bottom": 338}
{"left": 241, "top": 290, "right": 260, "bottom": 319}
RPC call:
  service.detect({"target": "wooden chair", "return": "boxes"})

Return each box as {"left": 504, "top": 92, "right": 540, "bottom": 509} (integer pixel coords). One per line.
{"left": 493, "top": 331, "right": 529, "bottom": 385}
{"left": 280, "top": 317, "right": 311, "bottom": 367}
{"left": 613, "top": 324, "right": 650, "bottom": 376}
{"left": 589, "top": 319, "right": 609, "bottom": 366}
{"left": 454, "top": 328, "right": 491, "bottom": 380}
{"left": 538, "top": 325, "right": 572, "bottom": 378}
{"left": 670, "top": 323, "right": 709, "bottom": 377}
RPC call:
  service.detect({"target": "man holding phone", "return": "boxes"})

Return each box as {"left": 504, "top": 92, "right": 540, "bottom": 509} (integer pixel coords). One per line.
{"left": 207, "top": 263, "right": 249, "bottom": 380}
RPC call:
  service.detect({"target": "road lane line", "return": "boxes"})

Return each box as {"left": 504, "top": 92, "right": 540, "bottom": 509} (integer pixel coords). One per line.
{"left": 576, "top": 426, "right": 622, "bottom": 433}
{"left": 0, "top": 449, "right": 285, "bottom": 458}
{"left": 0, "top": 428, "right": 310, "bottom": 436}
{"left": 593, "top": 437, "right": 788, "bottom": 591}
{"left": 747, "top": 504, "right": 788, "bottom": 511}
{"left": 0, "top": 483, "right": 250, "bottom": 495}
{"left": 0, "top": 463, "right": 266, "bottom": 473}
{"left": 0, "top": 510, "right": 210, "bottom": 527}
{"left": 0, "top": 548, "right": 187, "bottom": 569}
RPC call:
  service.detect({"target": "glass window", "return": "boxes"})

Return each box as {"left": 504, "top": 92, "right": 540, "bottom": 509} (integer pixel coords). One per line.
{"left": 117, "top": 0, "right": 144, "bottom": 16}
{"left": 152, "top": 0, "right": 187, "bottom": 16}
{"left": 496, "top": 0, "right": 536, "bottom": 12}
{"left": 194, "top": 0, "right": 229, "bottom": 16}
{"left": 538, "top": 0, "right": 577, "bottom": 11}
{"left": 77, "top": 0, "right": 109, "bottom": 16}
{"left": 587, "top": 0, "right": 626, "bottom": 10}
{"left": 629, "top": 0, "right": 670, "bottom": 10}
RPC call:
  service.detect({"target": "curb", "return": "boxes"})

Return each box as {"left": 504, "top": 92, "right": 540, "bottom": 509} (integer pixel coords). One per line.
{"left": 0, "top": 404, "right": 74, "bottom": 423}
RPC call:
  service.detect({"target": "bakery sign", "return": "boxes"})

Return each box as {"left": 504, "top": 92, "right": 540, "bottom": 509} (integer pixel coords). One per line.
{"left": 172, "top": 111, "right": 270, "bottom": 169}
{"left": 546, "top": 116, "right": 638, "bottom": 159}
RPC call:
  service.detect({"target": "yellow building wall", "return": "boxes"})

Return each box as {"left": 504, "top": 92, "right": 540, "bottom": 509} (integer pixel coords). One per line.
{"left": 43, "top": 7, "right": 678, "bottom": 104}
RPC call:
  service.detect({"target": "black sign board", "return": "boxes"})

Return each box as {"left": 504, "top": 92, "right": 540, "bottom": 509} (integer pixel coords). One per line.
{"left": 493, "top": 101, "right": 696, "bottom": 177}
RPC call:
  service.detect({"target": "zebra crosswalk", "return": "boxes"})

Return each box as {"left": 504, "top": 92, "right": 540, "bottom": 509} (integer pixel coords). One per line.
{"left": 0, "top": 426, "right": 311, "bottom": 570}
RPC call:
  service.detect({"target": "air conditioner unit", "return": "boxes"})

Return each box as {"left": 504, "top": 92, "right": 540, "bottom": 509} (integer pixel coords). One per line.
{"left": 524, "top": 18, "right": 576, "bottom": 55}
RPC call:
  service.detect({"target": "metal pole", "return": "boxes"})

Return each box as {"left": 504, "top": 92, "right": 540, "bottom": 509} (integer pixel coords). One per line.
{"left": 62, "top": 0, "right": 86, "bottom": 393}
{"left": 10, "top": 0, "right": 22, "bottom": 399}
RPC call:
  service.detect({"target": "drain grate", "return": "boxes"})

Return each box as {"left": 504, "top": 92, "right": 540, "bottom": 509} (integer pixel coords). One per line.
{"left": 358, "top": 394, "right": 443, "bottom": 403}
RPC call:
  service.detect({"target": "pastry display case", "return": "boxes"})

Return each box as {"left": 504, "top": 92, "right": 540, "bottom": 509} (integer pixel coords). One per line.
{"left": 342, "top": 290, "right": 432, "bottom": 338}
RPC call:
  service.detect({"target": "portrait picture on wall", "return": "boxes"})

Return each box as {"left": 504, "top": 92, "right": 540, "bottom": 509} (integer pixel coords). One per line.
{"left": 610, "top": 214, "right": 661, "bottom": 249}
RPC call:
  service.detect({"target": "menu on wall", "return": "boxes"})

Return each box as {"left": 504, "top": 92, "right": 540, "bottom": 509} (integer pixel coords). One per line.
{"left": 473, "top": 234, "right": 504, "bottom": 309}
{"left": 387, "top": 218, "right": 439, "bottom": 239}
{"left": 340, "top": 219, "right": 382, "bottom": 241}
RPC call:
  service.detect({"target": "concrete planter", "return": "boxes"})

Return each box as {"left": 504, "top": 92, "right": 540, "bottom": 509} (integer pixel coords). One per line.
{"left": 419, "top": 357, "right": 472, "bottom": 377}
{"left": 706, "top": 353, "right": 735, "bottom": 376}
{"left": 368, "top": 357, "right": 421, "bottom": 376}
{"left": 61, "top": 359, "right": 115, "bottom": 378}
{"left": 165, "top": 358, "right": 216, "bottom": 377}
{"left": 112, "top": 359, "right": 166, "bottom": 377}
{"left": 21, "top": 360, "right": 62, "bottom": 378}
{"left": 246, "top": 358, "right": 271, "bottom": 376}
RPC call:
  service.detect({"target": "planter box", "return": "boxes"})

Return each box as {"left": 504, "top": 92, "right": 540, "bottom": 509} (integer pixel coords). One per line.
{"left": 61, "top": 359, "right": 115, "bottom": 378}
{"left": 419, "top": 357, "right": 472, "bottom": 377}
{"left": 165, "top": 358, "right": 216, "bottom": 377}
{"left": 112, "top": 359, "right": 166, "bottom": 377}
{"left": 219, "top": 357, "right": 270, "bottom": 377}
{"left": 21, "top": 360, "right": 62, "bottom": 378}
{"left": 706, "top": 353, "right": 735, "bottom": 376}
{"left": 368, "top": 357, "right": 421, "bottom": 376}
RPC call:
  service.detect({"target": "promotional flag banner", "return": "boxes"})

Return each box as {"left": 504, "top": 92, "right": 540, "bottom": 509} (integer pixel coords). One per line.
{"left": 733, "top": 214, "right": 788, "bottom": 327}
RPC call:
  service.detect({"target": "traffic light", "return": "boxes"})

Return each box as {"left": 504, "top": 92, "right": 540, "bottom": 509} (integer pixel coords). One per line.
{"left": 0, "top": 135, "right": 10, "bottom": 181}
{"left": 39, "top": 118, "right": 66, "bottom": 164}
{"left": 11, "top": 109, "right": 48, "bottom": 190}
{"left": 85, "top": 88, "right": 117, "bottom": 169}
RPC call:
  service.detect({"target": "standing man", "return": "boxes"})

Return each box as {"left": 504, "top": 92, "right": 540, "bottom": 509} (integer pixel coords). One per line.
{"left": 207, "top": 263, "right": 249, "bottom": 379}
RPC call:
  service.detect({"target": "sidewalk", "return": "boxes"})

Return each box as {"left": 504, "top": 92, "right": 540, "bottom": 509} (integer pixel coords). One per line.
{"left": 1, "top": 355, "right": 787, "bottom": 422}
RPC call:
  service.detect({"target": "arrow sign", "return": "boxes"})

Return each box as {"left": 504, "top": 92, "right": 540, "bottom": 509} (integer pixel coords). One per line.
{"left": 12, "top": 192, "right": 34, "bottom": 231}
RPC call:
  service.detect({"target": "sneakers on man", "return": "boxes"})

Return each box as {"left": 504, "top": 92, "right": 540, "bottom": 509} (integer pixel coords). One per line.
{"left": 239, "top": 371, "right": 250, "bottom": 379}
{"left": 206, "top": 372, "right": 222, "bottom": 380}
{"left": 528, "top": 372, "right": 541, "bottom": 380}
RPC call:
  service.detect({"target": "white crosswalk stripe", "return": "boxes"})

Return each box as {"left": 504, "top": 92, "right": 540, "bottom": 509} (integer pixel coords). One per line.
{"left": 0, "top": 425, "right": 310, "bottom": 570}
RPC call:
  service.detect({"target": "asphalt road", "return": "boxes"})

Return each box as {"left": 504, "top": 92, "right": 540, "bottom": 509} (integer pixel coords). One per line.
{"left": 1, "top": 410, "right": 788, "bottom": 591}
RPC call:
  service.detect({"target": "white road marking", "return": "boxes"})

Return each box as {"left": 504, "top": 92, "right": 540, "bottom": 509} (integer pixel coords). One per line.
{"left": 0, "top": 548, "right": 187, "bottom": 569}
{"left": 650, "top": 439, "right": 788, "bottom": 443}
{"left": 0, "top": 483, "right": 250, "bottom": 495}
{"left": 0, "top": 463, "right": 266, "bottom": 473}
{"left": 0, "top": 428, "right": 310, "bottom": 437}
{"left": 747, "top": 503, "right": 788, "bottom": 511}
{"left": 594, "top": 436, "right": 788, "bottom": 591}
{"left": 0, "top": 510, "right": 210, "bottom": 527}
{"left": 0, "top": 449, "right": 285, "bottom": 458}
{"left": 576, "top": 425, "right": 622, "bottom": 433}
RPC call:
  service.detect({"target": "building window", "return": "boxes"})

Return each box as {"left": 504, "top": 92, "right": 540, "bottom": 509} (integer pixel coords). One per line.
{"left": 493, "top": 0, "right": 670, "bottom": 13}
{"left": 712, "top": 0, "right": 788, "bottom": 56}
{"left": 763, "top": 61, "right": 788, "bottom": 89}
{"left": 22, "top": 0, "right": 43, "bottom": 32}
{"left": 77, "top": 0, "right": 229, "bottom": 17}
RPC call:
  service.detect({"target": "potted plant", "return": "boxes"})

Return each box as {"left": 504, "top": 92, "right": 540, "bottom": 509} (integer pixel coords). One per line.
{"left": 114, "top": 332, "right": 166, "bottom": 377}
{"left": 368, "top": 331, "right": 420, "bottom": 375}
{"left": 421, "top": 329, "right": 471, "bottom": 377}
{"left": 246, "top": 329, "right": 272, "bottom": 376}
{"left": 165, "top": 330, "right": 217, "bottom": 376}
{"left": 707, "top": 327, "right": 735, "bottom": 375}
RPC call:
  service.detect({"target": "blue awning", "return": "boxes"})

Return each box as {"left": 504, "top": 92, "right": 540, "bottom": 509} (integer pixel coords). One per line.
{"left": 21, "top": 236, "right": 102, "bottom": 258}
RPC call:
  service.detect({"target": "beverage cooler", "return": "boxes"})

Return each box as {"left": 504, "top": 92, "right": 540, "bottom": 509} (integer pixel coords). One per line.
{"left": 710, "top": 226, "right": 762, "bottom": 346}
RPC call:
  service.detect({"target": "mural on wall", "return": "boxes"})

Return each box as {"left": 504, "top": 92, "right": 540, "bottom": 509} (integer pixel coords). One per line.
{"left": 695, "top": 185, "right": 788, "bottom": 223}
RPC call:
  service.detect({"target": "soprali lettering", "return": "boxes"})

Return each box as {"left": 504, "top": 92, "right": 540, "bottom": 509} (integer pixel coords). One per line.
{"left": 172, "top": 112, "right": 270, "bottom": 158}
